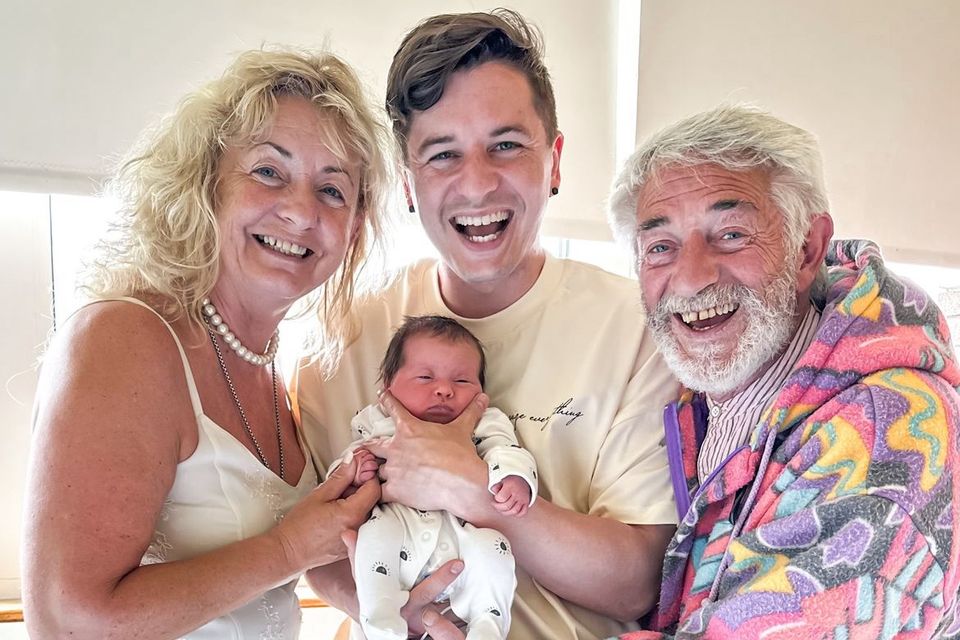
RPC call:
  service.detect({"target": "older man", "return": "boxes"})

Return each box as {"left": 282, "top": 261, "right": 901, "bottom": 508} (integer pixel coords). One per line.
{"left": 294, "top": 9, "right": 678, "bottom": 640}
{"left": 607, "top": 105, "right": 960, "bottom": 638}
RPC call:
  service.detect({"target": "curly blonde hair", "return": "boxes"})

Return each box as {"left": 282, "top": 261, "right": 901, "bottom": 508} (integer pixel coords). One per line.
{"left": 85, "top": 48, "right": 392, "bottom": 369}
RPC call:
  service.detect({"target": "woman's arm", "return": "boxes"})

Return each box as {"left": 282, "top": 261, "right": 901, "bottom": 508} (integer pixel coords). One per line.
{"left": 22, "top": 303, "right": 378, "bottom": 639}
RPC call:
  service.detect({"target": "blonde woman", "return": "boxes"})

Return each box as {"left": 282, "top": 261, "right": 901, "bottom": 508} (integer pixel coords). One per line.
{"left": 23, "top": 49, "right": 396, "bottom": 639}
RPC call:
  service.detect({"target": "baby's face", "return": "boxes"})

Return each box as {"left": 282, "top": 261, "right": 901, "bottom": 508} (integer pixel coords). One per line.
{"left": 387, "top": 334, "right": 483, "bottom": 424}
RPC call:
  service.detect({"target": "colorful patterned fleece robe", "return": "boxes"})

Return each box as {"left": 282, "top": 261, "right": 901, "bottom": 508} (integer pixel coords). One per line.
{"left": 619, "top": 240, "right": 960, "bottom": 639}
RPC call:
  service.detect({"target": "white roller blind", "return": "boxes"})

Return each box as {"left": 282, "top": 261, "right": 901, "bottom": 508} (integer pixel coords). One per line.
{"left": 635, "top": 0, "right": 960, "bottom": 266}
{"left": 1, "top": 0, "right": 619, "bottom": 240}
{"left": 0, "top": 192, "right": 53, "bottom": 599}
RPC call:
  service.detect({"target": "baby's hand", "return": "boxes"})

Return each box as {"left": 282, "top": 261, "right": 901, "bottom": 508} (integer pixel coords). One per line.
{"left": 352, "top": 447, "right": 380, "bottom": 486}
{"left": 490, "top": 475, "right": 531, "bottom": 517}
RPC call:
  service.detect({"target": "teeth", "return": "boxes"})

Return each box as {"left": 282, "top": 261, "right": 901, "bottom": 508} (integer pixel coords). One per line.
{"left": 454, "top": 211, "right": 509, "bottom": 227}
{"left": 679, "top": 304, "right": 738, "bottom": 325}
{"left": 467, "top": 233, "right": 498, "bottom": 243}
{"left": 258, "top": 234, "right": 308, "bottom": 257}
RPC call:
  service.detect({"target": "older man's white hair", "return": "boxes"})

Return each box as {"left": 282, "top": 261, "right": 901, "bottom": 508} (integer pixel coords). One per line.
{"left": 608, "top": 104, "right": 830, "bottom": 266}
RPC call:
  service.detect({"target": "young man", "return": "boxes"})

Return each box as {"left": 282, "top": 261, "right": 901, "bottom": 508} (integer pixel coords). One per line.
{"left": 608, "top": 104, "right": 960, "bottom": 638}
{"left": 294, "top": 10, "right": 678, "bottom": 640}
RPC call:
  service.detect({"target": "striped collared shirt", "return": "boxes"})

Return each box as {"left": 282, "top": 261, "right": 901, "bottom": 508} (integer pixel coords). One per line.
{"left": 698, "top": 306, "right": 821, "bottom": 482}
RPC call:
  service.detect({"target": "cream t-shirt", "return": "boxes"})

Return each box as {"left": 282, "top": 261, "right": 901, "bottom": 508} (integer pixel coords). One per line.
{"left": 292, "top": 255, "right": 678, "bottom": 640}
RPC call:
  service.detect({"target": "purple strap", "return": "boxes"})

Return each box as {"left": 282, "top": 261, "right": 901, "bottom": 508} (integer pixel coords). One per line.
{"left": 663, "top": 403, "right": 690, "bottom": 520}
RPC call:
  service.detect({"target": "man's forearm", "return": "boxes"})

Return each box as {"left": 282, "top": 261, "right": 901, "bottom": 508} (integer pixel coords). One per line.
{"left": 373, "top": 423, "right": 673, "bottom": 620}
{"left": 305, "top": 560, "right": 359, "bottom": 620}
{"left": 468, "top": 497, "right": 674, "bottom": 621}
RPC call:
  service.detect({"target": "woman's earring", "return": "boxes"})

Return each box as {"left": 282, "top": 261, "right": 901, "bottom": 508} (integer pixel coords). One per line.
{"left": 408, "top": 204, "right": 416, "bottom": 213}
{"left": 550, "top": 187, "right": 559, "bottom": 196}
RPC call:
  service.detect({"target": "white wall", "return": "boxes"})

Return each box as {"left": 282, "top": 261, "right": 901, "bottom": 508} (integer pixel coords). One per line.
{"left": 0, "top": 194, "right": 53, "bottom": 599}
{"left": 1, "top": 0, "right": 621, "bottom": 240}
{"left": 635, "top": 0, "right": 960, "bottom": 266}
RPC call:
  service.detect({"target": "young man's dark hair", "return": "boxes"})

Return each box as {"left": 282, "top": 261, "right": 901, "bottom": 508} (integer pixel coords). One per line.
{"left": 385, "top": 8, "right": 558, "bottom": 157}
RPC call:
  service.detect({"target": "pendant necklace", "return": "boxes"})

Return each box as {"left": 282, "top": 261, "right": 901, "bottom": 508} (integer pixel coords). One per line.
{"left": 202, "top": 299, "right": 284, "bottom": 480}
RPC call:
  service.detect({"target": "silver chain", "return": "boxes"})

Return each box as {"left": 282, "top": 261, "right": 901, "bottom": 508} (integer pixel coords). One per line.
{"left": 207, "top": 328, "right": 284, "bottom": 481}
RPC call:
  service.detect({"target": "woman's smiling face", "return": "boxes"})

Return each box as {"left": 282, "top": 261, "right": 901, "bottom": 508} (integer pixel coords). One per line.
{"left": 213, "top": 95, "right": 361, "bottom": 310}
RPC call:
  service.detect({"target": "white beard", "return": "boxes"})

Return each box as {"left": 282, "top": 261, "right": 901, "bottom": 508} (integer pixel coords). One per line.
{"left": 644, "top": 269, "right": 799, "bottom": 398}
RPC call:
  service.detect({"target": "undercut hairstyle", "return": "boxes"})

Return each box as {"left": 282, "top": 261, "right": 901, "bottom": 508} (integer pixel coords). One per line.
{"left": 608, "top": 104, "right": 830, "bottom": 267}
{"left": 385, "top": 8, "right": 558, "bottom": 157}
{"left": 379, "top": 315, "right": 487, "bottom": 388}
{"left": 85, "top": 48, "right": 392, "bottom": 370}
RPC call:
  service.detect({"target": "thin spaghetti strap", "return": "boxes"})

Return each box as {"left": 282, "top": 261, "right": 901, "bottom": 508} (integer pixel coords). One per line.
{"left": 78, "top": 297, "right": 205, "bottom": 417}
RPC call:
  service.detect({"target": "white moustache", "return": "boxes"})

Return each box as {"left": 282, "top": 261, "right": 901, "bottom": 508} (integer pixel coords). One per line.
{"left": 655, "top": 284, "right": 747, "bottom": 316}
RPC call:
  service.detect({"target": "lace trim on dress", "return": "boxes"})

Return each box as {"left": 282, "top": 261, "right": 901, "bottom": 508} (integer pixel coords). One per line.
{"left": 244, "top": 470, "right": 285, "bottom": 524}
{"left": 141, "top": 498, "right": 175, "bottom": 565}
{"left": 258, "top": 594, "right": 287, "bottom": 640}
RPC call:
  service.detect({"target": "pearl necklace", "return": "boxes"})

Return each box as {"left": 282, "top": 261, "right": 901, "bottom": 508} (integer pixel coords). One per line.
{"left": 201, "top": 297, "right": 279, "bottom": 366}
{"left": 207, "top": 327, "right": 285, "bottom": 481}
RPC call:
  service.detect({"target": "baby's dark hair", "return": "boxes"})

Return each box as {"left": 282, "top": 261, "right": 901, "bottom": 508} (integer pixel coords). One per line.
{"left": 379, "top": 315, "right": 486, "bottom": 388}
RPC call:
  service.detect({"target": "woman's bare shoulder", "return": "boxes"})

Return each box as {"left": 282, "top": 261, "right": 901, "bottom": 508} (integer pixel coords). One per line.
{"left": 50, "top": 299, "right": 201, "bottom": 371}
{"left": 38, "top": 298, "right": 199, "bottom": 446}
